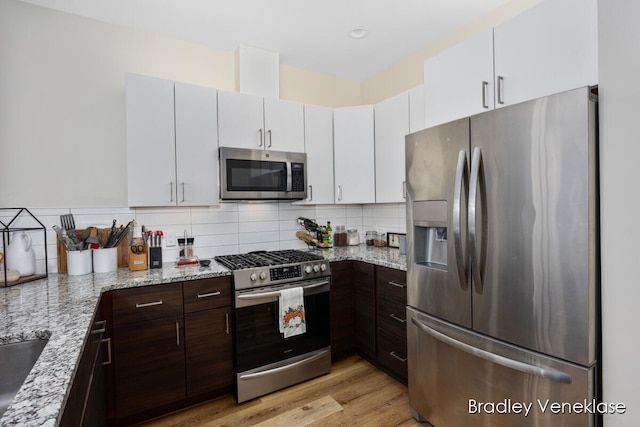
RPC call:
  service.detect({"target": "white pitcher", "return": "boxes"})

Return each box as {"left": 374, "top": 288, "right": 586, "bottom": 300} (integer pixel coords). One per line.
{"left": 6, "top": 232, "right": 36, "bottom": 277}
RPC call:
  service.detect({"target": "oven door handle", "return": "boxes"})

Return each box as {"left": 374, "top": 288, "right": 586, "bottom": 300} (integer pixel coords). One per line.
{"left": 239, "top": 349, "right": 330, "bottom": 380}
{"left": 237, "top": 279, "right": 330, "bottom": 300}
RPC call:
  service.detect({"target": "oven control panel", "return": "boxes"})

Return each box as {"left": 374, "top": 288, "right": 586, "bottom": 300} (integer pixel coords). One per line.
{"left": 232, "top": 261, "right": 331, "bottom": 290}
{"left": 270, "top": 265, "right": 302, "bottom": 281}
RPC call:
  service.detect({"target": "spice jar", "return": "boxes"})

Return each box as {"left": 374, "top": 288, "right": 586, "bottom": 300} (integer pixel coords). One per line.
{"left": 365, "top": 231, "right": 378, "bottom": 246}
{"left": 334, "top": 225, "right": 347, "bottom": 247}
{"left": 374, "top": 233, "right": 387, "bottom": 247}
{"left": 347, "top": 229, "right": 360, "bottom": 246}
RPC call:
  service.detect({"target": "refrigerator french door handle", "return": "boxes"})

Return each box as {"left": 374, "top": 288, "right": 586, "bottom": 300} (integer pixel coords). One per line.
{"left": 469, "top": 146, "right": 483, "bottom": 294}
{"left": 453, "top": 149, "right": 468, "bottom": 291}
{"left": 411, "top": 317, "right": 572, "bottom": 384}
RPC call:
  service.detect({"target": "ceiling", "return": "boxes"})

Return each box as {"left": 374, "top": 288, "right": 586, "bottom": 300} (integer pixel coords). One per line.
{"left": 19, "top": 0, "right": 514, "bottom": 82}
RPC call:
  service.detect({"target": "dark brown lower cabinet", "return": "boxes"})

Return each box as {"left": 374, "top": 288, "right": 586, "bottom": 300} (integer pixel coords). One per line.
{"left": 354, "top": 261, "right": 376, "bottom": 362}
{"left": 376, "top": 266, "right": 408, "bottom": 383}
{"left": 113, "top": 315, "right": 186, "bottom": 418}
{"left": 185, "top": 307, "right": 233, "bottom": 397}
{"left": 329, "top": 261, "right": 356, "bottom": 359}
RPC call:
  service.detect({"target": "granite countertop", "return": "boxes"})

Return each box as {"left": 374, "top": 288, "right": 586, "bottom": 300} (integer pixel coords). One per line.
{"left": 0, "top": 245, "right": 405, "bottom": 426}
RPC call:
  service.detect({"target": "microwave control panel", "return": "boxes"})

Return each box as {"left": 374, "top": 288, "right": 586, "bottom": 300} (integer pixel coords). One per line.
{"left": 291, "top": 163, "right": 305, "bottom": 192}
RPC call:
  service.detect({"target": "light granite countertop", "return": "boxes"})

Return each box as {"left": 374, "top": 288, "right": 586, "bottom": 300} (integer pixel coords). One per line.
{"left": 0, "top": 245, "right": 405, "bottom": 426}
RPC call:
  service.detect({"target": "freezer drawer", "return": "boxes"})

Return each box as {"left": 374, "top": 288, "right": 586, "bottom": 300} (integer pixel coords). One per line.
{"left": 407, "top": 307, "right": 596, "bottom": 427}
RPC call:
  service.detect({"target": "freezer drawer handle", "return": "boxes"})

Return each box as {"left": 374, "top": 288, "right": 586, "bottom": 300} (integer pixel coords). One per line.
{"left": 411, "top": 317, "right": 572, "bottom": 384}
{"left": 453, "top": 149, "right": 469, "bottom": 291}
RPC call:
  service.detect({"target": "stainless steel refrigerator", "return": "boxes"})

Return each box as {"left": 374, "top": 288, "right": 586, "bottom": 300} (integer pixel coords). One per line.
{"left": 405, "top": 86, "right": 599, "bottom": 427}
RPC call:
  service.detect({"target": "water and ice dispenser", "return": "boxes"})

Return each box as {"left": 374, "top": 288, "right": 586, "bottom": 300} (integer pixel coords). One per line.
{"left": 412, "top": 200, "right": 448, "bottom": 270}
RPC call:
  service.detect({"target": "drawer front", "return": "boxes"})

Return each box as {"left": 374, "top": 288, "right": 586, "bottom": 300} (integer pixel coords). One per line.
{"left": 183, "top": 276, "right": 232, "bottom": 313}
{"left": 376, "top": 266, "right": 407, "bottom": 301}
{"left": 377, "top": 298, "right": 407, "bottom": 339}
{"left": 377, "top": 327, "right": 408, "bottom": 381}
{"left": 112, "top": 283, "right": 183, "bottom": 325}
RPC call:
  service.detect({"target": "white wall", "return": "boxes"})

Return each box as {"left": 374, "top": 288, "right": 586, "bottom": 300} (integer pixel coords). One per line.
{"left": 598, "top": 0, "right": 640, "bottom": 425}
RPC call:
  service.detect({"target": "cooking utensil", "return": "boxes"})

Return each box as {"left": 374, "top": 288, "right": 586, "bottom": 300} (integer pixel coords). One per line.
{"left": 60, "top": 214, "right": 78, "bottom": 246}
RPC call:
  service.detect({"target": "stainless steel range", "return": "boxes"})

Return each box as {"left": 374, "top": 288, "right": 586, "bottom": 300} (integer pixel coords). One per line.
{"left": 215, "top": 249, "right": 331, "bottom": 403}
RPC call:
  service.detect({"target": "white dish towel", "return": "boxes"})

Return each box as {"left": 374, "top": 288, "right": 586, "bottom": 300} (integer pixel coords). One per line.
{"left": 279, "top": 287, "right": 306, "bottom": 338}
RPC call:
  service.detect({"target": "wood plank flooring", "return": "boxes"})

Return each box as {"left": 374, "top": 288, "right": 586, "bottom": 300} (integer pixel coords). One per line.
{"left": 138, "top": 355, "right": 423, "bottom": 426}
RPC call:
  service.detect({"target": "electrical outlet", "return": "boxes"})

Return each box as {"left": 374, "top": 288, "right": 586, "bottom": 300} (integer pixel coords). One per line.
{"left": 166, "top": 232, "right": 176, "bottom": 247}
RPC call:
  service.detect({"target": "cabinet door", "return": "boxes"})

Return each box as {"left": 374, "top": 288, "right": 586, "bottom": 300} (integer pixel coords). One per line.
{"left": 263, "top": 98, "right": 305, "bottom": 152}
{"left": 354, "top": 262, "right": 376, "bottom": 361}
{"left": 333, "top": 105, "right": 375, "bottom": 204}
{"left": 174, "top": 82, "right": 219, "bottom": 206}
{"left": 329, "top": 261, "right": 355, "bottom": 358}
{"left": 217, "top": 90, "right": 264, "bottom": 149}
{"left": 126, "top": 73, "right": 177, "bottom": 207}
{"left": 494, "top": 0, "right": 597, "bottom": 108}
{"left": 409, "top": 85, "right": 425, "bottom": 133}
{"left": 113, "top": 316, "right": 186, "bottom": 418}
{"left": 185, "top": 307, "right": 233, "bottom": 397}
{"left": 299, "top": 104, "right": 334, "bottom": 204}
{"left": 424, "top": 28, "right": 494, "bottom": 128}
{"left": 375, "top": 92, "right": 409, "bottom": 203}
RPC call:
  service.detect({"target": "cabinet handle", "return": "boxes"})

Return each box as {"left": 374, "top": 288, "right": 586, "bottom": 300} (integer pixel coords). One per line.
{"left": 225, "top": 312, "right": 230, "bottom": 334}
{"left": 181, "top": 182, "right": 185, "bottom": 202}
{"left": 389, "top": 351, "right": 407, "bottom": 363}
{"left": 92, "top": 320, "right": 106, "bottom": 334}
{"left": 268, "top": 129, "right": 272, "bottom": 148}
{"left": 481, "top": 81, "right": 489, "bottom": 109}
{"left": 389, "top": 313, "right": 406, "bottom": 324}
{"left": 176, "top": 321, "right": 180, "bottom": 346}
{"left": 258, "top": 129, "right": 263, "bottom": 147}
{"left": 135, "top": 300, "right": 163, "bottom": 308}
{"left": 497, "top": 75, "right": 505, "bottom": 105}
{"left": 197, "top": 291, "right": 221, "bottom": 299}
{"left": 169, "top": 182, "right": 174, "bottom": 202}
{"left": 308, "top": 185, "right": 313, "bottom": 202}
{"left": 388, "top": 281, "right": 406, "bottom": 289}
{"left": 338, "top": 185, "right": 343, "bottom": 201}
{"left": 102, "top": 338, "right": 112, "bottom": 366}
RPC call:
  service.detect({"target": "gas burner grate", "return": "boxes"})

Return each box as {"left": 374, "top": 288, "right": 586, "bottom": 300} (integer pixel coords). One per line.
{"left": 215, "top": 249, "right": 322, "bottom": 271}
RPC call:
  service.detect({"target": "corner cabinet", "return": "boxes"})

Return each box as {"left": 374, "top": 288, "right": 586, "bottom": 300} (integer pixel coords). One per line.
{"left": 217, "top": 90, "right": 305, "bottom": 152}
{"left": 125, "top": 73, "right": 219, "bottom": 207}
{"left": 333, "top": 105, "right": 375, "bottom": 204}
{"left": 424, "top": 0, "right": 597, "bottom": 128}
{"left": 374, "top": 92, "right": 409, "bottom": 203}
{"left": 298, "top": 104, "right": 334, "bottom": 204}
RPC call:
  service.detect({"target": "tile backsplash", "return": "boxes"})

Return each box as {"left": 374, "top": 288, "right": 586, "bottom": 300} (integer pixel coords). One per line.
{"left": 2, "top": 203, "right": 406, "bottom": 274}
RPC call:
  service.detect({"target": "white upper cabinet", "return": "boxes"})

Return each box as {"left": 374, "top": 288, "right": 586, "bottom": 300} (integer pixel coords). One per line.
{"left": 375, "top": 92, "right": 409, "bottom": 203}
{"left": 126, "top": 74, "right": 219, "bottom": 207}
{"left": 493, "top": 0, "right": 598, "bottom": 107}
{"left": 299, "top": 104, "right": 334, "bottom": 204}
{"left": 409, "top": 85, "right": 426, "bottom": 133}
{"left": 424, "top": 28, "right": 494, "bottom": 128}
{"left": 333, "top": 105, "right": 375, "bottom": 204}
{"left": 424, "top": 0, "right": 597, "bottom": 126}
{"left": 174, "top": 82, "right": 219, "bottom": 206}
{"left": 218, "top": 90, "right": 305, "bottom": 152}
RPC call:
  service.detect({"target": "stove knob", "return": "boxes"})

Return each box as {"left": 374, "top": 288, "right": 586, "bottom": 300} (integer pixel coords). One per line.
{"left": 259, "top": 271, "right": 267, "bottom": 280}
{"left": 250, "top": 273, "right": 257, "bottom": 281}
{"left": 320, "top": 263, "right": 327, "bottom": 272}
{"left": 313, "top": 265, "right": 320, "bottom": 273}
{"left": 304, "top": 266, "right": 312, "bottom": 274}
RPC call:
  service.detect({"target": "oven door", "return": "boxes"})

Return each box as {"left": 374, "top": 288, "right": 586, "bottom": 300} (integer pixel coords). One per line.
{"left": 234, "top": 278, "right": 331, "bottom": 373}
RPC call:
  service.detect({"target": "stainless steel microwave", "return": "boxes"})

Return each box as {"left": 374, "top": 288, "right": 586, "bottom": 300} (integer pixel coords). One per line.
{"left": 219, "top": 147, "right": 307, "bottom": 200}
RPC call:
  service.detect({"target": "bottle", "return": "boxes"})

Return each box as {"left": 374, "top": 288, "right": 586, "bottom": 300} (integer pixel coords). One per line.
{"left": 326, "top": 222, "right": 333, "bottom": 245}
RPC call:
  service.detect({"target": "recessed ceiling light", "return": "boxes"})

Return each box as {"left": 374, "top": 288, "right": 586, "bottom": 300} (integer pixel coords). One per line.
{"left": 349, "top": 26, "right": 368, "bottom": 39}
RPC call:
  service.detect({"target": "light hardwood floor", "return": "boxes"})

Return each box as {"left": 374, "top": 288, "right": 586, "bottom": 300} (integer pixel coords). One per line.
{"left": 139, "top": 354, "right": 424, "bottom": 426}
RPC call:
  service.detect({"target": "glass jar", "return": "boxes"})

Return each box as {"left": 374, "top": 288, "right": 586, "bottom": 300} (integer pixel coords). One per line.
{"left": 365, "top": 231, "right": 378, "bottom": 246}
{"left": 333, "top": 225, "right": 347, "bottom": 247}
{"left": 347, "top": 229, "right": 360, "bottom": 246}
{"left": 374, "top": 232, "right": 387, "bottom": 247}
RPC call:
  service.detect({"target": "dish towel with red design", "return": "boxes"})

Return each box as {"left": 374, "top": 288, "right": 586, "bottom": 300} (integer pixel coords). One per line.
{"left": 279, "top": 287, "right": 306, "bottom": 338}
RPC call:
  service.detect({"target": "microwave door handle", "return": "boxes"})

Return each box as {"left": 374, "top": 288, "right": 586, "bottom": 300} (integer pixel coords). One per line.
{"left": 286, "top": 162, "right": 293, "bottom": 192}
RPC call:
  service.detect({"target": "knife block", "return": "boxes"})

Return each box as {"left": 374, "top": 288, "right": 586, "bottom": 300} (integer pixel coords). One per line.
{"left": 128, "top": 238, "right": 148, "bottom": 271}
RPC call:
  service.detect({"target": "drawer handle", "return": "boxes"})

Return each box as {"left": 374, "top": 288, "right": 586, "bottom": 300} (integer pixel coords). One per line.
{"left": 389, "top": 313, "right": 406, "bottom": 324}
{"left": 390, "top": 351, "right": 407, "bottom": 363}
{"left": 388, "top": 281, "right": 406, "bottom": 289}
{"left": 135, "top": 300, "right": 164, "bottom": 308}
{"left": 197, "top": 291, "right": 221, "bottom": 299}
